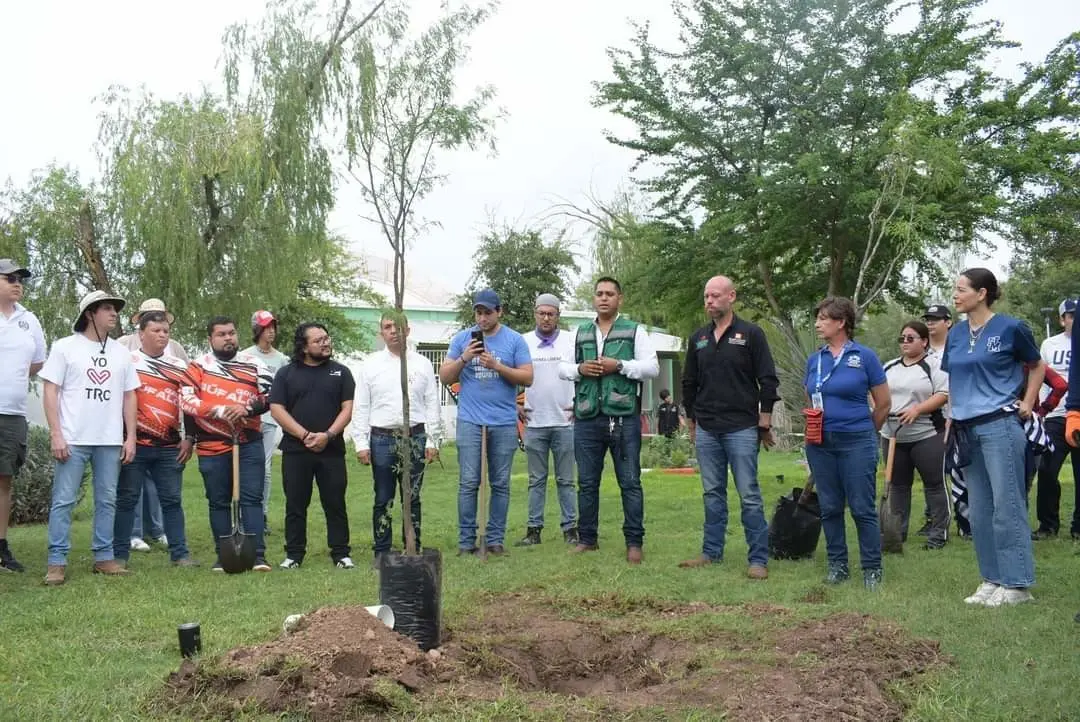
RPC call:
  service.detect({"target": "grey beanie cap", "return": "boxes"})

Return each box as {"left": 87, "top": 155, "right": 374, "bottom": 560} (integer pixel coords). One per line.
{"left": 535, "top": 293, "right": 561, "bottom": 310}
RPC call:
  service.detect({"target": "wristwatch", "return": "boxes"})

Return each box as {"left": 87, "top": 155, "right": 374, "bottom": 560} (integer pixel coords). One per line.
{"left": 616, "top": 361, "right": 625, "bottom": 373}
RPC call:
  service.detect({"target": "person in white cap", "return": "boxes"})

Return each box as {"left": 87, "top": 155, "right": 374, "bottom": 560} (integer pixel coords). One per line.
{"left": 38, "top": 290, "right": 140, "bottom": 585}
{"left": 117, "top": 299, "right": 188, "bottom": 552}
{"left": 0, "top": 259, "right": 46, "bottom": 573}
{"left": 514, "top": 293, "right": 578, "bottom": 547}
{"left": 244, "top": 310, "right": 289, "bottom": 534}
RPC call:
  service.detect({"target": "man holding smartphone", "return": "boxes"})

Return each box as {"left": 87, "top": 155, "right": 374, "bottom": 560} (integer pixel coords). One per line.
{"left": 440, "top": 289, "right": 533, "bottom": 557}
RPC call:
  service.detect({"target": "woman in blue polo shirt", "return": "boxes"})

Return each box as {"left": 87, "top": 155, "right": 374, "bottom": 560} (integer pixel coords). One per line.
{"left": 943, "top": 268, "right": 1043, "bottom": 607}
{"left": 803, "top": 297, "right": 891, "bottom": 589}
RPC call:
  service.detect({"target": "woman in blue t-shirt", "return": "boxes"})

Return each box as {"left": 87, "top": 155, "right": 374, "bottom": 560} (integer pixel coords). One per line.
{"left": 942, "top": 268, "right": 1043, "bottom": 607}
{"left": 803, "top": 297, "right": 891, "bottom": 589}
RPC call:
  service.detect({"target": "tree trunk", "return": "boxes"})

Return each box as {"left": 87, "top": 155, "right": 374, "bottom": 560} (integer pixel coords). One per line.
{"left": 76, "top": 200, "right": 113, "bottom": 295}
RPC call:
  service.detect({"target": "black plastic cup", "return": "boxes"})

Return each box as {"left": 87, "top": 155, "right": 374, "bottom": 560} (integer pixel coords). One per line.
{"left": 178, "top": 622, "right": 201, "bottom": 658}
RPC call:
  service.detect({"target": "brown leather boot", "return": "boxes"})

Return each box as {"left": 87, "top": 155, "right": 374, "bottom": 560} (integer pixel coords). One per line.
{"left": 747, "top": 565, "right": 769, "bottom": 580}
{"left": 93, "top": 560, "right": 132, "bottom": 576}
{"left": 44, "top": 565, "right": 66, "bottom": 586}
{"left": 569, "top": 543, "right": 599, "bottom": 554}
{"left": 678, "top": 555, "right": 717, "bottom": 568}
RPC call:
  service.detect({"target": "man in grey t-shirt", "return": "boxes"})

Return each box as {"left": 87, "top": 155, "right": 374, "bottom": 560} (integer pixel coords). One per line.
{"left": 244, "top": 310, "right": 290, "bottom": 533}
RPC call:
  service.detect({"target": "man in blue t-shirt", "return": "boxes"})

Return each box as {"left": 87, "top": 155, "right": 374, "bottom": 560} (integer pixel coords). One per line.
{"left": 439, "top": 289, "right": 533, "bottom": 556}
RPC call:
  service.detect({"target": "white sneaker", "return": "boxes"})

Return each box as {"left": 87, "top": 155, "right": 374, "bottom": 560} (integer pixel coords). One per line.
{"left": 964, "top": 582, "right": 1000, "bottom": 604}
{"left": 279, "top": 558, "right": 301, "bottom": 569}
{"left": 335, "top": 557, "right": 355, "bottom": 569}
{"left": 130, "top": 538, "right": 151, "bottom": 553}
{"left": 154, "top": 535, "right": 168, "bottom": 546}
{"left": 984, "top": 587, "right": 1034, "bottom": 607}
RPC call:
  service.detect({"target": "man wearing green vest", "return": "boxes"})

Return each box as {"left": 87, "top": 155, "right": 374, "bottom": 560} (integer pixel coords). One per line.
{"left": 560, "top": 277, "right": 658, "bottom": 563}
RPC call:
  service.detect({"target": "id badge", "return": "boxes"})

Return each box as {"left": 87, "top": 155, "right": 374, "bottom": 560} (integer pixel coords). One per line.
{"left": 812, "top": 393, "right": 824, "bottom": 410}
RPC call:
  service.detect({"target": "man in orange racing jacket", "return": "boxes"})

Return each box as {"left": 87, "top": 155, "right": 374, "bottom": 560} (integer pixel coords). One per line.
{"left": 181, "top": 316, "right": 274, "bottom": 572}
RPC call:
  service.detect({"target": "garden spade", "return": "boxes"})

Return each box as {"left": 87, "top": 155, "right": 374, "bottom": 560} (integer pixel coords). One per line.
{"left": 220, "top": 431, "right": 257, "bottom": 573}
{"left": 879, "top": 422, "right": 904, "bottom": 554}
{"left": 477, "top": 425, "right": 488, "bottom": 561}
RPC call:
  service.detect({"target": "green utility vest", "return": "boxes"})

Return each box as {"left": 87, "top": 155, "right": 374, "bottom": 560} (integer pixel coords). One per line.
{"left": 573, "top": 317, "right": 640, "bottom": 419}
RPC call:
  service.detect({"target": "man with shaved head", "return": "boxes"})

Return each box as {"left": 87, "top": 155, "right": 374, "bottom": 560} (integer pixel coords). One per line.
{"left": 680, "top": 276, "right": 780, "bottom": 579}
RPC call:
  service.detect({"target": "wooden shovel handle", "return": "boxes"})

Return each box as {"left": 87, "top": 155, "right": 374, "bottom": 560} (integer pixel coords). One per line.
{"left": 232, "top": 434, "right": 241, "bottom": 503}
{"left": 884, "top": 435, "right": 897, "bottom": 490}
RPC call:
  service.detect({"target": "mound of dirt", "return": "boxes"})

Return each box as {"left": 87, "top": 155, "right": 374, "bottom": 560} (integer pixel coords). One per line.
{"left": 161, "top": 595, "right": 949, "bottom": 721}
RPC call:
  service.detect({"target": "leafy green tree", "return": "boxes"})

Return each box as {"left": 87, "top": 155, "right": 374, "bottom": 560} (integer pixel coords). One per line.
{"left": 998, "top": 256, "right": 1080, "bottom": 342}
{"left": 595, "top": 0, "right": 1080, "bottom": 364}
{"left": 455, "top": 226, "right": 579, "bottom": 331}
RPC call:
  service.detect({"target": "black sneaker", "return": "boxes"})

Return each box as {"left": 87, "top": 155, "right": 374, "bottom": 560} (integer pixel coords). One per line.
{"left": 863, "top": 568, "right": 883, "bottom": 591}
{"left": 0, "top": 540, "right": 25, "bottom": 573}
{"left": 1031, "top": 528, "right": 1058, "bottom": 541}
{"left": 824, "top": 563, "right": 850, "bottom": 585}
{"left": 923, "top": 540, "right": 946, "bottom": 550}
{"left": 514, "top": 527, "right": 542, "bottom": 547}
{"left": 916, "top": 521, "right": 932, "bottom": 537}
{"left": 563, "top": 527, "right": 579, "bottom": 544}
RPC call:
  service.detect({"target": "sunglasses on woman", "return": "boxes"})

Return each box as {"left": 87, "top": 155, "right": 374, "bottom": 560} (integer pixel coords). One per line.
{"left": 897, "top": 335, "right": 921, "bottom": 343}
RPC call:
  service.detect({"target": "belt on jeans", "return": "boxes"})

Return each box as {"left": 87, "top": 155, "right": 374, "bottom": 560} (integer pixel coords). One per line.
{"left": 370, "top": 424, "right": 425, "bottom": 436}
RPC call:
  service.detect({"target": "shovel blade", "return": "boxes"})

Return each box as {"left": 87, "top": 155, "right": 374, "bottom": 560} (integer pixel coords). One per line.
{"left": 219, "top": 530, "right": 258, "bottom": 574}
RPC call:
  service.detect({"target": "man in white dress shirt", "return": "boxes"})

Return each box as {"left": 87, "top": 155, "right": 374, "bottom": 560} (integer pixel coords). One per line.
{"left": 559, "top": 277, "right": 659, "bottom": 564}
{"left": 352, "top": 313, "right": 441, "bottom": 563}
{"left": 515, "top": 293, "right": 578, "bottom": 546}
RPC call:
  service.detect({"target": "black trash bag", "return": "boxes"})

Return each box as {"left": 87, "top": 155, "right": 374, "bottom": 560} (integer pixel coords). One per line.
{"left": 768, "top": 486, "right": 822, "bottom": 560}
{"left": 378, "top": 548, "right": 442, "bottom": 651}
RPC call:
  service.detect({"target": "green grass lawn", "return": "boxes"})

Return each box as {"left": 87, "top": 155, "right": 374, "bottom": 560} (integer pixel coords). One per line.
{"left": 1, "top": 447, "right": 1078, "bottom": 720}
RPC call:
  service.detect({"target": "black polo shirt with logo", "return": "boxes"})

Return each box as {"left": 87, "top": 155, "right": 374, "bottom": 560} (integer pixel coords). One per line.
{"left": 269, "top": 359, "right": 356, "bottom": 455}
{"left": 681, "top": 315, "right": 780, "bottom": 434}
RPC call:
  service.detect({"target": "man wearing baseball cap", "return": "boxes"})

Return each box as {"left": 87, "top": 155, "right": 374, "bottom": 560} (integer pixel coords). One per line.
{"left": 244, "top": 310, "right": 289, "bottom": 534}
{"left": 922, "top": 304, "right": 952, "bottom": 357}
{"left": 39, "top": 290, "right": 141, "bottom": 585}
{"left": 0, "top": 260, "right": 46, "bottom": 572}
{"left": 439, "top": 288, "right": 533, "bottom": 556}
{"left": 1035, "top": 298, "right": 1078, "bottom": 540}
{"left": 514, "top": 293, "right": 578, "bottom": 547}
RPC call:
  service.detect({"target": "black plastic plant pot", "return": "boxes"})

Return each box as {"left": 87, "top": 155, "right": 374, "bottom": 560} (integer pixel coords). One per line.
{"left": 378, "top": 548, "right": 443, "bottom": 651}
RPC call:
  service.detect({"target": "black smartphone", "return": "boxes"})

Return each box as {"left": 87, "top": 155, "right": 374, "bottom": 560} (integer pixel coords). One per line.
{"left": 470, "top": 329, "right": 485, "bottom": 348}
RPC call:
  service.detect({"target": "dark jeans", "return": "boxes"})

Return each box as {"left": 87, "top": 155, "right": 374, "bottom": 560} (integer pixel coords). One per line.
{"left": 574, "top": 414, "right": 645, "bottom": 548}
{"left": 371, "top": 432, "right": 426, "bottom": 554}
{"left": 885, "top": 432, "right": 950, "bottom": 545}
{"left": 113, "top": 445, "right": 190, "bottom": 561}
{"left": 198, "top": 442, "right": 265, "bottom": 559}
{"left": 282, "top": 451, "right": 350, "bottom": 562}
{"left": 1035, "top": 417, "right": 1080, "bottom": 534}
{"left": 805, "top": 430, "right": 881, "bottom": 570}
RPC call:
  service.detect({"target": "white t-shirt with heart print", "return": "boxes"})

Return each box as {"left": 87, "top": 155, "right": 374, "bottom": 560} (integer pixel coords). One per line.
{"left": 38, "top": 334, "right": 140, "bottom": 446}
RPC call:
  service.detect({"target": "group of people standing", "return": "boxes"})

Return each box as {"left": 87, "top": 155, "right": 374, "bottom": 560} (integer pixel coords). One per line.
{"left": 2, "top": 257, "right": 1076, "bottom": 613}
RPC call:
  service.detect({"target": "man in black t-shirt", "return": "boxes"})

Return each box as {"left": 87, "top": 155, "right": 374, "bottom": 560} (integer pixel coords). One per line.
{"left": 269, "top": 323, "right": 356, "bottom": 569}
{"left": 656, "top": 390, "right": 683, "bottom": 438}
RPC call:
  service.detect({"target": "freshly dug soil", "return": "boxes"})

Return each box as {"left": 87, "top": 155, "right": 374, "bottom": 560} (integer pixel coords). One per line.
{"left": 161, "top": 594, "right": 948, "bottom": 721}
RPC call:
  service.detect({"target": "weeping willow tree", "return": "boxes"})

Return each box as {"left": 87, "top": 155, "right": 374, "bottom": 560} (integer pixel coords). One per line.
{"left": 0, "top": 0, "right": 389, "bottom": 351}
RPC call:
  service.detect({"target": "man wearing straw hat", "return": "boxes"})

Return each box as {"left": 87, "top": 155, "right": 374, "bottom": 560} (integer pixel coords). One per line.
{"left": 39, "top": 290, "right": 141, "bottom": 585}
{"left": 117, "top": 299, "right": 188, "bottom": 552}
{"left": 119, "top": 299, "right": 189, "bottom": 361}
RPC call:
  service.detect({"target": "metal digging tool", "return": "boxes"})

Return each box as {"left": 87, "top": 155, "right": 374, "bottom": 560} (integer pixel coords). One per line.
{"left": 879, "top": 423, "right": 904, "bottom": 554}
{"left": 220, "top": 431, "right": 257, "bottom": 573}
{"left": 477, "top": 425, "right": 489, "bottom": 561}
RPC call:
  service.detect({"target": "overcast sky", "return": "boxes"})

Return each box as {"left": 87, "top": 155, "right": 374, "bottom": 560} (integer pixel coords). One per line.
{"left": 1, "top": 0, "right": 1075, "bottom": 298}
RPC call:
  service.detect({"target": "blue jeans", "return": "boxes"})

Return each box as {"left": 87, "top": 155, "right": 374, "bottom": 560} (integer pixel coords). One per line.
{"left": 964, "top": 415, "right": 1035, "bottom": 588}
{"left": 695, "top": 426, "right": 768, "bottom": 566}
{"left": 371, "top": 432, "right": 427, "bottom": 553}
{"left": 113, "top": 445, "right": 190, "bottom": 562}
{"left": 197, "top": 442, "right": 265, "bottom": 559}
{"left": 131, "top": 473, "right": 164, "bottom": 540}
{"left": 456, "top": 421, "right": 517, "bottom": 550}
{"left": 47, "top": 445, "right": 122, "bottom": 565}
{"left": 805, "top": 430, "right": 881, "bottom": 570}
{"left": 574, "top": 414, "right": 645, "bottom": 548}
{"left": 524, "top": 426, "right": 577, "bottom": 531}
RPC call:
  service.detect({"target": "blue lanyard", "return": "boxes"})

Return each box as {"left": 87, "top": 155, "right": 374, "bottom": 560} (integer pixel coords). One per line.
{"left": 815, "top": 342, "right": 853, "bottom": 393}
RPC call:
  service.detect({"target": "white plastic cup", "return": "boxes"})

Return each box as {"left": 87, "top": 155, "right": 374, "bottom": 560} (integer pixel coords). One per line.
{"left": 365, "top": 604, "right": 395, "bottom": 629}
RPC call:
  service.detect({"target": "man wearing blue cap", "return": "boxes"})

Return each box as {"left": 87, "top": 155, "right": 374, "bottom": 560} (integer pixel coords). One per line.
{"left": 1035, "top": 298, "right": 1078, "bottom": 539}
{"left": 440, "top": 289, "right": 533, "bottom": 556}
